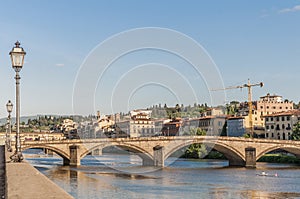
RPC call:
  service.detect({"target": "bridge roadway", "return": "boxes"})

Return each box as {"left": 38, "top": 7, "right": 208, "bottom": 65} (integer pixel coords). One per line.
{"left": 21, "top": 136, "right": 300, "bottom": 168}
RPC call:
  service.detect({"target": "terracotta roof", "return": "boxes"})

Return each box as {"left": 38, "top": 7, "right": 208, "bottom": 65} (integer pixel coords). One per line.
{"left": 263, "top": 109, "right": 300, "bottom": 117}
{"left": 227, "top": 116, "right": 245, "bottom": 120}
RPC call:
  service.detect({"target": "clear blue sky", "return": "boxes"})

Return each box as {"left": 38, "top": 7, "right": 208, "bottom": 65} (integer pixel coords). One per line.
{"left": 0, "top": 1, "right": 299, "bottom": 118}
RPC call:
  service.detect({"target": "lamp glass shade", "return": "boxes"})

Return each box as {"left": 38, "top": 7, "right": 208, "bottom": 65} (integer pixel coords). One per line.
{"left": 9, "top": 41, "right": 26, "bottom": 71}
{"left": 6, "top": 100, "right": 13, "bottom": 113}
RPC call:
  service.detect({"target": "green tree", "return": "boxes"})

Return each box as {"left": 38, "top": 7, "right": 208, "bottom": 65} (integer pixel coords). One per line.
{"left": 294, "top": 101, "right": 300, "bottom": 109}
{"left": 185, "top": 144, "right": 207, "bottom": 159}
{"left": 291, "top": 121, "right": 300, "bottom": 140}
{"left": 190, "top": 127, "right": 206, "bottom": 136}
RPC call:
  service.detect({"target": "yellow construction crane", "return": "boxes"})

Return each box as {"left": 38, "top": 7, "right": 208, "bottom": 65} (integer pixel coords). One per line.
{"left": 212, "top": 79, "right": 263, "bottom": 136}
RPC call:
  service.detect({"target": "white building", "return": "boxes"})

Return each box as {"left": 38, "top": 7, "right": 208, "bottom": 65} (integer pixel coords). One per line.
{"left": 129, "top": 110, "right": 155, "bottom": 137}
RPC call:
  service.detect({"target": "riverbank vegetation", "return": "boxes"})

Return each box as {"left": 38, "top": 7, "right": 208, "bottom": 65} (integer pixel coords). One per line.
{"left": 258, "top": 154, "right": 300, "bottom": 164}
{"left": 291, "top": 121, "right": 300, "bottom": 140}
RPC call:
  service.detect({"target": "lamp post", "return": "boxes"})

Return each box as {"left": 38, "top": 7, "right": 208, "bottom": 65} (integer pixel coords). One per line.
{"left": 6, "top": 100, "right": 13, "bottom": 152}
{"left": 9, "top": 41, "right": 26, "bottom": 162}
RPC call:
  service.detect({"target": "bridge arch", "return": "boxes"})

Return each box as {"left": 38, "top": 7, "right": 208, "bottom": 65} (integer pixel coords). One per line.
{"left": 256, "top": 146, "right": 300, "bottom": 161}
{"left": 22, "top": 145, "right": 70, "bottom": 162}
{"left": 80, "top": 142, "right": 155, "bottom": 166}
{"left": 164, "top": 140, "right": 246, "bottom": 166}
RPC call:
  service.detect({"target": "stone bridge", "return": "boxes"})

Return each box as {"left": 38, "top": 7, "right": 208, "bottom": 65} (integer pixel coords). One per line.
{"left": 21, "top": 136, "right": 300, "bottom": 168}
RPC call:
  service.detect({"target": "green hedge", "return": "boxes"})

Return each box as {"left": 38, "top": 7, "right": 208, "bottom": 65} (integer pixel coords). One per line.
{"left": 258, "top": 154, "right": 300, "bottom": 164}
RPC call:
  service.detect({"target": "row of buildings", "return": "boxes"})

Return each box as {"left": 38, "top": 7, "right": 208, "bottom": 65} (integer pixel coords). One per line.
{"left": 227, "top": 93, "right": 298, "bottom": 140}
{"left": 59, "top": 93, "right": 299, "bottom": 140}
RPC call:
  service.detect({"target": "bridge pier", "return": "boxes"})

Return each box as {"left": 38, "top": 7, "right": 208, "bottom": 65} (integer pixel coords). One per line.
{"left": 245, "top": 147, "right": 256, "bottom": 168}
{"left": 63, "top": 157, "right": 70, "bottom": 166}
{"left": 153, "top": 145, "right": 164, "bottom": 167}
{"left": 69, "top": 145, "right": 80, "bottom": 166}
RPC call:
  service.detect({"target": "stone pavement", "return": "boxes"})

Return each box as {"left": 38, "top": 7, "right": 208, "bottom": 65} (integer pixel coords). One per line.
{"left": 6, "top": 151, "right": 74, "bottom": 199}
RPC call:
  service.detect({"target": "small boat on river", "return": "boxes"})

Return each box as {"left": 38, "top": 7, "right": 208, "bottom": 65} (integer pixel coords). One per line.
{"left": 256, "top": 171, "right": 278, "bottom": 177}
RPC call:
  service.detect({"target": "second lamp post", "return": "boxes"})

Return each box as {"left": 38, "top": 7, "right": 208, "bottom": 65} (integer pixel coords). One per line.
{"left": 6, "top": 100, "right": 13, "bottom": 152}
{"left": 9, "top": 41, "right": 26, "bottom": 162}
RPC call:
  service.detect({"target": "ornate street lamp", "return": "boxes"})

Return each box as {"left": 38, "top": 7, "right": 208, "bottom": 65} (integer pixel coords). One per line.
{"left": 6, "top": 100, "right": 13, "bottom": 152}
{"left": 9, "top": 41, "right": 26, "bottom": 162}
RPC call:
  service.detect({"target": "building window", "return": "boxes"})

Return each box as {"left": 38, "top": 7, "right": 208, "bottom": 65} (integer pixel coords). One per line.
{"left": 282, "top": 124, "right": 285, "bottom": 129}
{"left": 271, "top": 117, "right": 273, "bottom": 121}
{"left": 277, "top": 133, "right": 280, "bottom": 140}
{"left": 279, "top": 107, "right": 282, "bottom": 109}
{"left": 276, "top": 117, "right": 279, "bottom": 121}
{"left": 266, "top": 118, "right": 269, "bottom": 122}
{"left": 276, "top": 124, "right": 280, "bottom": 130}
{"left": 272, "top": 133, "right": 274, "bottom": 137}
{"left": 267, "top": 106, "right": 269, "bottom": 109}
{"left": 266, "top": 133, "right": 269, "bottom": 138}
{"left": 287, "top": 116, "right": 290, "bottom": 121}
{"left": 271, "top": 125, "right": 274, "bottom": 129}
{"left": 282, "top": 116, "right": 285, "bottom": 121}
{"left": 266, "top": 125, "right": 269, "bottom": 130}
{"left": 255, "top": 117, "right": 257, "bottom": 121}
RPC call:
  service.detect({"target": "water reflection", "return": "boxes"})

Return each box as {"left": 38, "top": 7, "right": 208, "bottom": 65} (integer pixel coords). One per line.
{"left": 237, "top": 190, "right": 300, "bottom": 199}
{"left": 23, "top": 150, "right": 300, "bottom": 199}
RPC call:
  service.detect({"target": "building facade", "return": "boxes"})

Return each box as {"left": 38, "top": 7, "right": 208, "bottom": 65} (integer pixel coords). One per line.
{"left": 178, "top": 115, "right": 226, "bottom": 136}
{"left": 237, "top": 93, "right": 293, "bottom": 137}
{"left": 198, "top": 116, "right": 226, "bottom": 136}
{"left": 129, "top": 110, "right": 155, "bottom": 137}
{"left": 227, "top": 116, "right": 246, "bottom": 137}
{"left": 264, "top": 110, "right": 300, "bottom": 140}
{"left": 254, "top": 93, "right": 293, "bottom": 126}
{"left": 161, "top": 118, "right": 183, "bottom": 136}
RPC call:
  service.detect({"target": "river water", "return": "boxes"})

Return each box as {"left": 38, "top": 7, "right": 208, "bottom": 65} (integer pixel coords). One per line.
{"left": 23, "top": 149, "right": 300, "bottom": 199}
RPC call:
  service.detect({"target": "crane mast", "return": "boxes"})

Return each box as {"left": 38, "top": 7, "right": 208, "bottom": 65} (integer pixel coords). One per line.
{"left": 212, "top": 79, "right": 263, "bottom": 136}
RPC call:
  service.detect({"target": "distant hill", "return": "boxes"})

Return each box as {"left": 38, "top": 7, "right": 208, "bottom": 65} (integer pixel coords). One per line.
{"left": 0, "top": 115, "right": 39, "bottom": 126}
{"left": 0, "top": 114, "right": 86, "bottom": 126}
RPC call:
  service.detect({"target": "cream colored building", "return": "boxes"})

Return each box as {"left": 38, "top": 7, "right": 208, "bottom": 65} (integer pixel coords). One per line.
{"left": 264, "top": 110, "right": 300, "bottom": 140}
{"left": 96, "top": 115, "right": 114, "bottom": 132}
{"left": 238, "top": 93, "right": 293, "bottom": 137}
{"left": 253, "top": 93, "right": 293, "bottom": 127}
{"left": 61, "top": 119, "right": 77, "bottom": 132}
{"left": 130, "top": 110, "right": 155, "bottom": 137}
{"left": 198, "top": 115, "right": 226, "bottom": 136}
